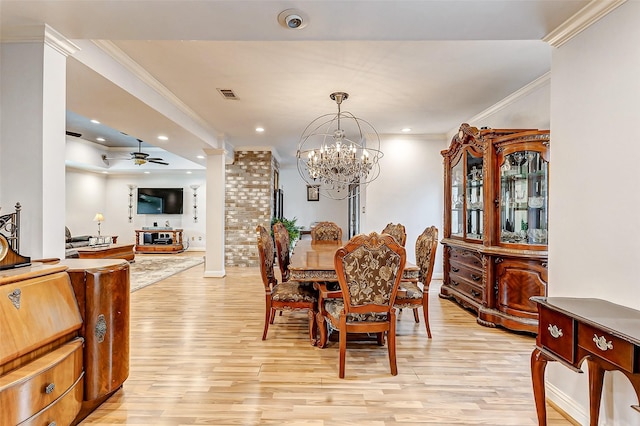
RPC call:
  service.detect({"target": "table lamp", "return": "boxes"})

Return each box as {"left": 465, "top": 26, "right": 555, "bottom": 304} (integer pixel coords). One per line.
{"left": 93, "top": 213, "right": 105, "bottom": 236}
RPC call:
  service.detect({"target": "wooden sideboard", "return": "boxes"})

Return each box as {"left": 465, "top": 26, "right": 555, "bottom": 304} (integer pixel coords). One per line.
{"left": 59, "top": 258, "right": 131, "bottom": 425}
{"left": 0, "top": 264, "right": 84, "bottom": 426}
{"left": 135, "top": 228, "right": 184, "bottom": 253}
{"left": 531, "top": 297, "right": 640, "bottom": 426}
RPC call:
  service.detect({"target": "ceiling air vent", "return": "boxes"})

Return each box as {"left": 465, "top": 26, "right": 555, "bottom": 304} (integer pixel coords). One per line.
{"left": 217, "top": 89, "right": 239, "bottom": 100}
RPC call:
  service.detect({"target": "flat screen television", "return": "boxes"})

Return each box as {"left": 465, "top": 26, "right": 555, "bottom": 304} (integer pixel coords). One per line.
{"left": 137, "top": 188, "right": 184, "bottom": 214}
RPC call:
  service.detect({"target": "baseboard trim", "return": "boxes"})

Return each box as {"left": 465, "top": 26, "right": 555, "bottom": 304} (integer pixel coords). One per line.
{"left": 204, "top": 269, "right": 226, "bottom": 278}
{"left": 546, "top": 381, "right": 585, "bottom": 426}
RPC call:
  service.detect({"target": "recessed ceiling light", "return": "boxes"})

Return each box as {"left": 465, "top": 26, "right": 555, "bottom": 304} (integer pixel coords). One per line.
{"left": 158, "top": 135, "right": 169, "bottom": 141}
{"left": 144, "top": 171, "right": 150, "bottom": 174}
{"left": 401, "top": 128, "right": 411, "bottom": 133}
{"left": 90, "top": 119, "right": 100, "bottom": 124}
{"left": 186, "top": 171, "right": 192, "bottom": 174}
{"left": 96, "top": 137, "right": 106, "bottom": 142}
{"left": 102, "top": 171, "right": 108, "bottom": 174}
{"left": 256, "top": 127, "right": 265, "bottom": 133}
{"left": 197, "top": 155, "right": 205, "bottom": 159}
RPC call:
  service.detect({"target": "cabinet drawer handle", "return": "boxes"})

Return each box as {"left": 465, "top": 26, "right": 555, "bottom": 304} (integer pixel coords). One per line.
{"left": 95, "top": 314, "right": 107, "bottom": 343}
{"left": 451, "top": 280, "right": 460, "bottom": 287}
{"left": 451, "top": 266, "right": 460, "bottom": 272}
{"left": 471, "top": 274, "right": 481, "bottom": 282}
{"left": 44, "top": 383, "right": 55, "bottom": 394}
{"left": 593, "top": 334, "right": 613, "bottom": 351}
{"left": 547, "top": 324, "right": 563, "bottom": 338}
{"left": 470, "top": 289, "right": 480, "bottom": 298}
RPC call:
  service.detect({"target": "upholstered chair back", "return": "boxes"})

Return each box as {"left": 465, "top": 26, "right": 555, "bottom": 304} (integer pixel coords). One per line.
{"left": 381, "top": 223, "right": 407, "bottom": 246}
{"left": 311, "top": 221, "right": 342, "bottom": 242}
{"left": 273, "top": 222, "right": 291, "bottom": 282}
{"left": 415, "top": 226, "right": 438, "bottom": 286}
{"left": 256, "top": 225, "right": 277, "bottom": 290}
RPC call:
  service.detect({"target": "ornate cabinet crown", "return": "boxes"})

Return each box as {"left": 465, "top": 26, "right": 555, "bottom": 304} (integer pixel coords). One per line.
{"left": 440, "top": 123, "right": 549, "bottom": 333}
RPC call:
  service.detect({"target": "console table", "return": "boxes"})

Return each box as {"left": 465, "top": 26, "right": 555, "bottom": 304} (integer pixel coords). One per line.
{"left": 135, "top": 228, "right": 184, "bottom": 253}
{"left": 75, "top": 243, "right": 135, "bottom": 262}
{"left": 530, "top": 297, "right": 640, "bottom": 426}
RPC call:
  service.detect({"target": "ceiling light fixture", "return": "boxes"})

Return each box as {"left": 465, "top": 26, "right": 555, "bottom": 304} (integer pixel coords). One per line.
{"left": 158, "top": 135, "right": 169, "bottom": 141}
{"left": 256, "top": 127, "right": 265, "bottom": 133}
{"left": 296, "top": 92, "right": 383, "bottom": 200}
{"left": 96, "top": 137, "right": 106, "bottom": 142}
{"left": 197, "top": 155, "right": 205, "bottom": 159}
{"left": 90, "top": 119, "right": 100, "bottom": 124}
{"left": 402, "top": 128, "right": 411, "bottom": 133}
{"left": 278, "top": 9, "right": 308, "bottom": 30}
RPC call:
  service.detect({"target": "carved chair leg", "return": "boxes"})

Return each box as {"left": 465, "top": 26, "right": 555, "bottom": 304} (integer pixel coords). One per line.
{"left": 262, "top": 298, "right": 272, "bottom": 340}
{"left": 423, "top": 293, "right": 432, "bottom": 338}
{"left": 339, "top": 316, "right": 347, "bottom": 378}
{"left": 412, "top": 309, "right": 420, "bottom": 323}
{"left": 307, "top": 309, "right": 317, "bottom": 346}
{"left": 388, "top": 314, "right": 398, "bottom": 376}
{"left": 316, "top": 311, "right": 328, "bottom": 348}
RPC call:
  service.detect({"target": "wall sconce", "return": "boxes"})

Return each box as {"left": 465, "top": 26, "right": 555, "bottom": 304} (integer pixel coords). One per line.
{"left": 190, "top": 184, "right": 200, "bottom": 223}
{"left": 128, "top": 184, "right": 136, "bottom": 223}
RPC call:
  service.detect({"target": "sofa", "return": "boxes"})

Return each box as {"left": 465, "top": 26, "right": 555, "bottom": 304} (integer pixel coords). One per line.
{"left": 65, "top": 226, "right": 91, "bottom": 258}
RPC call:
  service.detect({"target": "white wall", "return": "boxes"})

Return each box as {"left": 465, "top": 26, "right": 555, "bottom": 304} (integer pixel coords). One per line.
{"left": 66, "top": 168, "right": 207, "bottom": 250}
{"left": 365, "top": 134, "right": 447, "bottom": 271}
{"left": 280, "top": 166, "right": 349, "bottom": 235}
{"left": 548, "top": 2, "right": 640, "bottom": 425}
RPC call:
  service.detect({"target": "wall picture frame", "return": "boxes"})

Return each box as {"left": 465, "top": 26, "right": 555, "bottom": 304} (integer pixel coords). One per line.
{"left": 307, "top": 185, "right": 320, "bottom": 201}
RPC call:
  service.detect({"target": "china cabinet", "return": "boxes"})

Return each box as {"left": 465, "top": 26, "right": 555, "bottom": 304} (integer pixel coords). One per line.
{"left": 440, "top": 123, "right": 550, "bottom": 333}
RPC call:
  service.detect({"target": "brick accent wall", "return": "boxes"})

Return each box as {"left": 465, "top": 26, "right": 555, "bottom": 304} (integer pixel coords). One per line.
{"left": 225, "top": 150, "right": 278, "bottom": 267}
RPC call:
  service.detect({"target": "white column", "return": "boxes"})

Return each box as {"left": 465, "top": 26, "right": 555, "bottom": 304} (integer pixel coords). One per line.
{"left": 0, "top": 25, "right": 78, "bottom": 259}
{"left": 204, "top": 149, "right": 226, "bottom": 277}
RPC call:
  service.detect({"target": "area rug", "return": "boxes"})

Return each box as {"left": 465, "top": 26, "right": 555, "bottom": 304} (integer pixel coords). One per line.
{"left": 129, "top": 255, "right": 204, "bottom": 293}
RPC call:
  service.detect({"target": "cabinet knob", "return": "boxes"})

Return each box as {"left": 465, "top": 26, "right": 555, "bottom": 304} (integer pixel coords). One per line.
{"left": 547, "top": 324, "right": 563, "bottom": 338}
{"left": 451, "top": 280, "right": 460, "bottom": 287}
{"left": 451, "top": 266, "right": 460, "bottom": 273}
{"left": 44, "top": 383, "right": 55, "bottom": 394}
{"left": 471, "top": 274, "right": 481, "bottom": 282}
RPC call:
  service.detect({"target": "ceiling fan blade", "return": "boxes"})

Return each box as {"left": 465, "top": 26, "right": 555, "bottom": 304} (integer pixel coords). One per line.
{"left": 148, "top": 159, "right": 169, "bottom": 165}
{"left": 145, "top": 157, "right": 164, "bottom": 161}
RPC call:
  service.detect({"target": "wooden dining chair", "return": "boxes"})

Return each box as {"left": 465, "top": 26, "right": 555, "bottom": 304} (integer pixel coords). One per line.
{"left": 394, "top": 225, "right": 438, "bottom": 338}
{"left": 323, "top": 232, "right": 406, "bottom": 378}
{"left": 310, "top": 221, "right": 342, "bottom": 242}
{"left": 381, "top": 222, "right": 407, "bottom": 246}
{"left": 256, "top": 225, "right": 318, "bottom": 345}
{"left": 273, "top": 221, "right": 291, "bottom": 282}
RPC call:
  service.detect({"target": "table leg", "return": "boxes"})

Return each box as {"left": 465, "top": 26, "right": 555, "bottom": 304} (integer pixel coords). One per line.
{"left": 531, "top": 348, "right": 549, "bottom": 426}
{"left": 587, "top": 358, "right": 604, "bottom": 426}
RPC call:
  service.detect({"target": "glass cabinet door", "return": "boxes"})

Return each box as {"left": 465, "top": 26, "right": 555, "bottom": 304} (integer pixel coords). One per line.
{"left": 499, "top": 150, "right": 548, "bottom": 245}
{"left": 465, "top": 151, "right": 483, "bottom": 240}
{"left": 450, "top": 160, "right": 464, "bottom": 237}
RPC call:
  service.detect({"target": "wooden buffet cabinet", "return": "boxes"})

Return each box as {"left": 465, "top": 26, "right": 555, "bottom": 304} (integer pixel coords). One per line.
{"left": 0, "top": 258, "right": 130, "bottom": 425}
{"left": 135, "top": 228, "right": 184, "bottom": 254}
{"left": 440, "top": 124, "right": 550, "bottom": 333}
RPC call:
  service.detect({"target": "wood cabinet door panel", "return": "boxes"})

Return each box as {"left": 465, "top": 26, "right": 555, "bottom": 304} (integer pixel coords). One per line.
{"left": 495, "top": 259, "right": 547, "bottom": 319}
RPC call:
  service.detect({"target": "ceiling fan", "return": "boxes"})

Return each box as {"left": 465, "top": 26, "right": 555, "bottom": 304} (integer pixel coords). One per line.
{"left": 102, "top": 139, "right": 169, "bottom": 166}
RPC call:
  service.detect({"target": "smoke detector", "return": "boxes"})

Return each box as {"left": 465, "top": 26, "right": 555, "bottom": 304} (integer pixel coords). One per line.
{"left": 278, "top": 9, "right": 308, "bottom": 30}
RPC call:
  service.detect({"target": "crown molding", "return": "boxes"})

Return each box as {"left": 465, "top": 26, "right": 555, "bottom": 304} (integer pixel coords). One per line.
{"left": 447, "top": 72, "right": 551, "bottom": 140}
{"left": 1, "top": 24, "right": 79, "bottom": 56}
{"left": 544, "top": 0, "right": 627, "bottom": 47}
{"left": 91, "top": 39, "right": 214, "bottom": 138}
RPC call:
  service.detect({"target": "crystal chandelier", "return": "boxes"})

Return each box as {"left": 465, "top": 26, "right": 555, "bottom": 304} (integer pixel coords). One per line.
{"left": 296, "top": 92, "right": 383, "bottom": 200}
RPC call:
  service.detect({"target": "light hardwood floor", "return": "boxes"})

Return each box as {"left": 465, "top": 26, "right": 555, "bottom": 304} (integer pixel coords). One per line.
{"left": 80, "top": 258, "right": 574, "bottom": 426}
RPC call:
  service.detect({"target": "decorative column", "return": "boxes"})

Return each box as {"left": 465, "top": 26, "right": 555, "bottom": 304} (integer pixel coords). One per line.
{"left": 0, "top": 25, "right": 79, "bottom": 259}
{"left": 204, "top": 149, "right": 226, "bottom": 277}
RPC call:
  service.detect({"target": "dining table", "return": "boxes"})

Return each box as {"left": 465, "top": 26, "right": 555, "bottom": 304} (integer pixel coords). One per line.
{"left": 289, "top": 239, "right": 419, "bottom": 283}
{"left": 289, "top": 239, "right": 420, "bottom": 347}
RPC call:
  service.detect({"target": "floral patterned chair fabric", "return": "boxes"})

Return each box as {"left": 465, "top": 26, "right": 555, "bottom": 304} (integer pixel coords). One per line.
{"left": 394, "top": 225, "right": 438, "bottom": 338}
{"left": 381, "top": 222, "right": 407, "bottom": 247}
{"left": 273, "top": 222, "right": 291, "bottom": 282}
{"left": 322, "top": 232, "right": 406, "bottom": 378}
{"left": 256, "top": 225, "right": 318, "bottom": 345}
{"left": 310, "top": 221, "right": 342, "bottom": 242}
